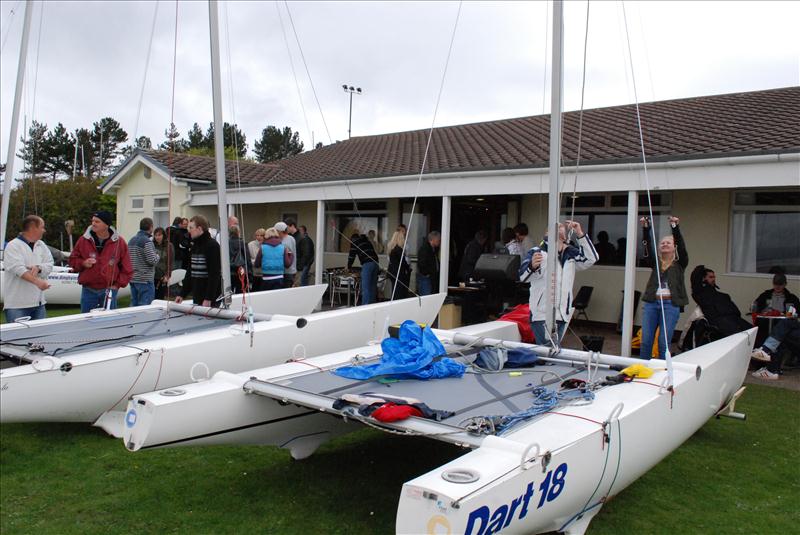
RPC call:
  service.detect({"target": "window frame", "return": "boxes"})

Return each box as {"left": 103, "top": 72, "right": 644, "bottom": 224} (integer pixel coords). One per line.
{"left": 130, "top": 196, "right": 144, "bottom": 212}
{"left": 727, "top": 189, "right": 800, "bottom": 278}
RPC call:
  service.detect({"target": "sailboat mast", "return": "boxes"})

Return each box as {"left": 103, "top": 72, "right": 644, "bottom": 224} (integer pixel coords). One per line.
{"left": 208, "top": 0, "right": 232, "bottom": 300}
{"left": 545, "top": 0, "right": 564, "bottom": 338}
{"left": 0, "top": 0, "right": 34, "bottom": 255}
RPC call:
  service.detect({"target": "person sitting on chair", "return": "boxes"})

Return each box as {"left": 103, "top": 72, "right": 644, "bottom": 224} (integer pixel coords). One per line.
{"left": 689, "top": 265, "right": 751, "bottom": 340}
{"left": 752, "top": 272, "right": 800, "bottom": 315}
{"left": 751, "top": 317, "right": 800, "bottom": 381}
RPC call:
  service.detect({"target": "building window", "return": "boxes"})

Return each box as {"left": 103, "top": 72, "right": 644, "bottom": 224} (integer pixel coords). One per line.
{"left": 562, "top": 193, "right": 672, "bottom": 266}
{"left": 325, "top": 201, "right": 388, "bottom": 254}
{"left": 152, "top": 197, "right": 170, "bottom": 230}
{"left": 130, "top": 197, "right": 144, "bottom": 212}
{"left": 730, "top": 190, "right": 800, "bottom": 275}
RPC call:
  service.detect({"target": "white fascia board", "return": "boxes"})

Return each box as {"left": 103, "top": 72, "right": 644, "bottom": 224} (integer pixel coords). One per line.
{"left": 188, "top": 152, "right": 800, "bottom": 206}
{"left": 102, "top": 154, "right": 182, "bottom": 193}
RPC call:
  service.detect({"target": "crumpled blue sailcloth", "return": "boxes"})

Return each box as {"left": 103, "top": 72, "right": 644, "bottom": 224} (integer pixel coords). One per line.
{"left": 333, "top": 320, "right": 465, "bottom": 380}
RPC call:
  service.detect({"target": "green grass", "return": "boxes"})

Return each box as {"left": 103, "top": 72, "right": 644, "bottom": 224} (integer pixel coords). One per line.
{"left": 1, "top": 385, "right": 797, "bottom": 534}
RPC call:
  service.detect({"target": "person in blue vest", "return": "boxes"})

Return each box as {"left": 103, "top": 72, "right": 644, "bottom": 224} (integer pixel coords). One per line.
{"left": 254, "top": 227, "right": 293, "bottom": 291}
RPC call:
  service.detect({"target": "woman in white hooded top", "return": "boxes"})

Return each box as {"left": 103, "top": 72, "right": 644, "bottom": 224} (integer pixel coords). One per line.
{"left": 519, "top": 220, "right": 598, "bottom": 346}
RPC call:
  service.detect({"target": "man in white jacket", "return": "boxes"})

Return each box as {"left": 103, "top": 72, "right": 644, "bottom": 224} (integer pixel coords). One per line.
{"left": 519, "top": 220, "right": 598, "bottom": 347}
{"left": 3, "top": 215, "right": 53, "bottom": 322}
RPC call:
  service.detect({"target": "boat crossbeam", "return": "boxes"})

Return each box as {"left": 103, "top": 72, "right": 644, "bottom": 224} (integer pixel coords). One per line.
{"left": 439, "top": 332, "right": 700, "bottom": 374}
{"left": 242, "top": 378, "right": 485, "bottom": 448}
{"left": 165, "top": 303, "right": 307, "bottom": 328}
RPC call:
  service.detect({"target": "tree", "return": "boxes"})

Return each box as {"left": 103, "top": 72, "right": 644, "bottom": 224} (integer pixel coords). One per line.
{"left": 202, "top": 122, "right": 247, "bottom": 158}
{"left": 253, "top": 125, "right": 304, "bottom": 163}
{"left": 17, "top": 120, "right": 50, "bottom": 176}
{"left": 91, "top": 117, "right": 128, "bottom": 177}
{"left": 73, "top": 128, "right": 95, "bottom": 178}
{"left": 187, "top": 122, "right": 205, "bottom": 150}
{"left": 4, "top": 175, "right": 116, "bottom": 245}
{"left": 158, "top": 123, "right": 187, "bottom": 152}
{"left": 46, "top": 123, "right": 76, "bottom": 181}
{"left": 186, "top": 146, "right": 241, "bottom": 161}
{"left": 315, "top": 142, "right": 323, "bottom": 150}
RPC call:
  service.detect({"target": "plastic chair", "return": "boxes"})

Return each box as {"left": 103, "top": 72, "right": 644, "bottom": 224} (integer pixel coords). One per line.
{"left": 572, "top": 286, "right": 594, "bottom": 321}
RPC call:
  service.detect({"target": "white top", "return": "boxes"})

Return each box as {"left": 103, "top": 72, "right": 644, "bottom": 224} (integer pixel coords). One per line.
{"left": 282, "top": 235, "right": 297, "bottom": 275}
{"left": 3, "top": 236, "right": 54, "bottom": 309}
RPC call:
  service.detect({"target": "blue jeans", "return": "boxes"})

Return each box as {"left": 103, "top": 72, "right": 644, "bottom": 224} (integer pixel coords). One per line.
{"left": 130, "top": 281, "right": 155, "bottom": 307}
{"left": 417, "top": 274, "right": 433, "bottom": 296}
{"left": 4, "top": 304, "right": 46, "bottom": 323}
{"left": 640, "top": 300, "right": 681, "bottom": 359}
{"left": 81, "top": 287, "right": 119, "bottom": 313}
{"left": 360, "top": 261, "right": 379, "bottom": 305}
{"left": 300, "top": 265, "right": 311, "bottom": 287}
{"left": 531, "top": 320, "right": 566, "bottom": 347}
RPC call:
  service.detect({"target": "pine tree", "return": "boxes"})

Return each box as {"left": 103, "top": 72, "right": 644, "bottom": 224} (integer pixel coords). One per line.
{"left": 46, "top": 123, "right": 76, "bottom": 181}
{"left": 187, "top": 122, "right": 205, "bottom": 149}
{"left": 253, "top": 125, "right": 304, "bottom": 163}
{"left": 91, "top": 117, "right": 128, "bottom": 177}
{"left": 158, "top": 123, "right": 187, "bottom": 152}
{"left": 201, "top": 122, "right": 247, "bottom": 158}
{"left": 17, "top": 120, "right": 50, "bottom": 176}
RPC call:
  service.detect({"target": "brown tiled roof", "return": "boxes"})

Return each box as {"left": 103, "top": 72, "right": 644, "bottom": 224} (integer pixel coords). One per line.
{"left": 142, "top": 151, "right": 281, "bottom": 185}
{"left": 141, "top": 87, "right": 800, "bottom": 188}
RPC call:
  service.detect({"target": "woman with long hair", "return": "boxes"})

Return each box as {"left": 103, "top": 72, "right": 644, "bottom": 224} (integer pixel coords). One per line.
{"left": 152, "top": 227, "right": 174, "bottom": 300}
{"left": 387, "top": 230, "right": 411, "bottom": 300}
{"left": 639, "top": 215, "right": 688, "bottom": 359}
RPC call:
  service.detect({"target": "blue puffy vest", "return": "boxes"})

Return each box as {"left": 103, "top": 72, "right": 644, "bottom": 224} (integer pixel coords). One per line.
{"left": 261, "top": 243, "right": 285, "bottom": 275}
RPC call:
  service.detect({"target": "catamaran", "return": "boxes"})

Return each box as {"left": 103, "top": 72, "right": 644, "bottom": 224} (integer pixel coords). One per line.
{"left": 0, "top": 292, "right": 445, "bottom": 437}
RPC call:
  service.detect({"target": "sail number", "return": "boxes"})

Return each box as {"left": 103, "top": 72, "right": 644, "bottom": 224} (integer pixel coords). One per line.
{"left": 464, "top": 463, "right": 568, "bottom": 535}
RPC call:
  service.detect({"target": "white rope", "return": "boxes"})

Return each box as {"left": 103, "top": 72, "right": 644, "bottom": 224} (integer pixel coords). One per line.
{"left": 621, "top": 1, "right": 674, "bottom": 388}
{"left": 390, "top": 1, "right": 463, "bottom": 301}
{"left": 275, "top": 1, "right": 312, "bottom": 151}
{"left": 132, "top": 1, "right": 159, "bottom": 144}
{"left": 283, "top": 1, "right": 332, "bottom": 144}
{"left": 0, "top": 0, "right": 22, "bottom": 56}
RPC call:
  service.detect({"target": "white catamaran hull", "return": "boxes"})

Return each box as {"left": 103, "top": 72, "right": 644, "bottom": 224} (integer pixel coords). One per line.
{"left": 124, "top": 323, "right": 754, "bottom": 534}
{"left": 123, "top": 321, "right": 520, "bottom": 458}
{"left": 395, "top": 330, "right": 754, "bottom": 535}
{"left": 1, "top": 291, "right": 442, "bottom": 437}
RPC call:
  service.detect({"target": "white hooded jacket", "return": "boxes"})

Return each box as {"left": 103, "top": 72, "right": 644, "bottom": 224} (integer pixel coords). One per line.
{"left": 519, "top": 234, "right": 598, "bottom": 322}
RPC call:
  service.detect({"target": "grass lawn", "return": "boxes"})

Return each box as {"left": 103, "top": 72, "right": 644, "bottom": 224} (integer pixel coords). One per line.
{"left": 1, "top": 384, "right": 797, "bottom": 534}
{"left": 1, "top": 298, "right": 130, "bottom": 324}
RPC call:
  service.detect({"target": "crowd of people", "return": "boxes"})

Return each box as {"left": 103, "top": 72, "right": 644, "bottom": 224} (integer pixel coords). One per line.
{"left": 4, "top": 212, "right": 798, "bottom": 380}
{"left": 2, "top": 211, "right": 317, "bottom": 316}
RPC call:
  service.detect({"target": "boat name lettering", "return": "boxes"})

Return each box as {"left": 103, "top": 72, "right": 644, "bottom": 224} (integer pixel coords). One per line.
{"left": 463, "top": 463, "right": 568, "bottom": 535}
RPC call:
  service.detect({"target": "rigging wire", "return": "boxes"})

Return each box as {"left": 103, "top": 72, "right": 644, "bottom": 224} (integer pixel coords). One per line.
{"left": 283, "top": 1, "right": 332, "bottom": 144}
{"left": 621, "top": 1, "right": 674, "bottom": 387}
{"left": 164, "top": 0, "right": 179, "bottom": 306}
{"left": 222, "top": 1, "right": 252, "bottom": 298}
{"left": 390, "top": 1, "right": 463, "bottom": 301}
{"left": 275, "top": 1, "right": 312, "bottom": 154}
{"left": 0, "top": 0, "right": 22, "bottom": 55}
{"left": 132, "top": 1, "right": 160, "bottom": 145}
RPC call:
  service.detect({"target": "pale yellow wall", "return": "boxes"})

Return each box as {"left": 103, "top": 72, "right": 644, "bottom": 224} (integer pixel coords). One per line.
{"left": 114, "top": 163, "right": 190, "bottom": 238}
{"left": 520, "top": 188, "right": 794, "bottom": 326}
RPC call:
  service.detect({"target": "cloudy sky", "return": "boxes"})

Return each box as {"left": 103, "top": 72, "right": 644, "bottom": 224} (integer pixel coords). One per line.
{"left": 1, "top": 0, "right": 798, "bottom": 170}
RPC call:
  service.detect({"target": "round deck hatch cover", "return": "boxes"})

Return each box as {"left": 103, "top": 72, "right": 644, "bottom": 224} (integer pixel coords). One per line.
{"left": 441, "top": 469, "right": 480, "bottom": 484}
{"left": 160, "top": 389, "right": 186, "bottom": 397}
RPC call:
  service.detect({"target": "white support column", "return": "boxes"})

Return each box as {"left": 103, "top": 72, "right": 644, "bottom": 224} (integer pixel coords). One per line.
{"left": 315, "top": 200, "right": 325, "bottom": 287}
{"left": 439, "top": 196, "right": 451, "bottom": 293}
{"left": 621, "top": 190, "right": 639, "bottom": 357}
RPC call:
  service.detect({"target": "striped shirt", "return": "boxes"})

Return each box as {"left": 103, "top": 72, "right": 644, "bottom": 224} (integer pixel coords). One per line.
{"left": 128, "top": 230, "right": 160, "bottom": 283}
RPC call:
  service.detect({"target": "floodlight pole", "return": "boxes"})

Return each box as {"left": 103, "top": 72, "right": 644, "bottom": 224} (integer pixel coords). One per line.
{"left": 342, "top": 84, "right": 362, "bottom": 139}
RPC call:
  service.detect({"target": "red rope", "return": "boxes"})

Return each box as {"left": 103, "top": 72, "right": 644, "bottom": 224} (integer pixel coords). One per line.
{"left": 285, "top": 358, "right": 326, "bottom": 372}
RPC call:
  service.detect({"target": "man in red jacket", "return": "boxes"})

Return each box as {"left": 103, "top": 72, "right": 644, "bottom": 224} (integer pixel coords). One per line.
{"left": 69, "top": 211, "right": 133, "bottom": 313}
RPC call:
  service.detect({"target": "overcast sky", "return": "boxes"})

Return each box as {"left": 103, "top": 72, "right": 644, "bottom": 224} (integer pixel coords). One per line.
{"left": 1, "top": 0, "right": 798, "bottom": 172}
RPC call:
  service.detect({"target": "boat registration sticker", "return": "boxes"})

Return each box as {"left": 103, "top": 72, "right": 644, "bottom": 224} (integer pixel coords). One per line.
{"left": 125, "top": 409, "right": 137, "bottom": 428}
